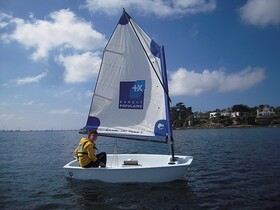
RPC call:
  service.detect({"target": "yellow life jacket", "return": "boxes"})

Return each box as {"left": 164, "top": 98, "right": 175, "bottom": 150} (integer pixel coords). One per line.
{"left": 77, "top": 141, "right": 89, "bottom": 157}
{"left": 77, "top": 140, "right": 98, "bottom": 157}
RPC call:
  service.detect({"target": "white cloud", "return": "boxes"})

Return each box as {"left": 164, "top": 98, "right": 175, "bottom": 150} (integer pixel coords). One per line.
{"left": 239, "top": 0, "right": 280, "bottom": 27}
{"left": 16, "top": 72, "right": 47, "bottom": 85}
{"left": 58, "top": 52, "right": 101, "bottom": 83}
{"left": 54, "top": 88, "right": 74, "bottom": 97}
{"left": 84, "top": 0, "right": 216, "bottom": 17}
{"left": 49, "top": 108, "right": 82, "bottom": 115}
{"left": 1, "top": 9, "right": 106, "bottom": 84}
{"left": 1, "top": 9, "right": 106, "bottom": 60}
{"left": 0, "top": 12, "right": 13, "bottom": 29}
{"left": 86, "top": 90, "right": 93, "bottom": 97}
{"left": 0, "top": 102, "right": 8, "bottom": 108}
{"left": 0, "top": 114, "right": 16, "bottom": 120}
{"left": 24, "top": 101, "right": 34, "bottom": 106}
{"left": 169, "top": 66, "right": 265, "bottom": 96}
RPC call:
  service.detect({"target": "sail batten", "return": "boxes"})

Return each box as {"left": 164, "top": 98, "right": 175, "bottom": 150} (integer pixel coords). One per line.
{"left": 105, "top": 49, "right": 123, "bottom": 56}
{"left": 84, "top": 10, "right": 171, "bottom": 143}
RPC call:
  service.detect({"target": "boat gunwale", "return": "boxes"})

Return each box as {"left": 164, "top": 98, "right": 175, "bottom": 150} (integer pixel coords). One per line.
{"left": 63, "top": 154, "right": 193, "bottom": 171}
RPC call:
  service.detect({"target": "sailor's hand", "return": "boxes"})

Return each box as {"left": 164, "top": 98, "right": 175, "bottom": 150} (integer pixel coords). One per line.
{"left": 99, "top": 162, "right": 105, "bottom": 167}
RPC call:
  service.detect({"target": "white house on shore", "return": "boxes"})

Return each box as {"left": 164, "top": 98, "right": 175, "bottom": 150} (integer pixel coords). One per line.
{"left": 210, "top": 110, "right": 249, "bottom": 119}
{"left": 257, "top": 106, "right": 275, "bottom": 117}
{"left": 210, "top": 112, "right": 218, "bottom": 118}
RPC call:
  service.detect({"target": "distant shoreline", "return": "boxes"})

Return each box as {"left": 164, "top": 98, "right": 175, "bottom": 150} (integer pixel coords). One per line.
{"left": 1, "top": 125, "right": 279, "bottom": 133}
{"left": 0, "top": 129, "right": 79, "bottom": 132}
{"left": 174, "top": 124, "right": 280, "bottom": 130}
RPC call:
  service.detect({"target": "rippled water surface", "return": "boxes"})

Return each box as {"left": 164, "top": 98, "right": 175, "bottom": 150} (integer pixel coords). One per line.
{"left": 0, "top": 128, "right": 279, "bottom": 209}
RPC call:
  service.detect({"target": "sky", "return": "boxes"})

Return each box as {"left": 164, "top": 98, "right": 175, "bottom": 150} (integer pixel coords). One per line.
{"left": 0, "top": 0, "right": 280, "bottom": 130}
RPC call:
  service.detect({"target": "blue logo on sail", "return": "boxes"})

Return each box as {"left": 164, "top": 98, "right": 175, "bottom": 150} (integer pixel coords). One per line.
{"left": 119, "top": 80, "right": 145, "bottom": 109}
{"left": 154, "top": 120, "right": 167, "bottom": 136}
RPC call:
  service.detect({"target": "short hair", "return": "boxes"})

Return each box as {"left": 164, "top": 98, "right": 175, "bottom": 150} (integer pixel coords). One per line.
{"left": 88, "top": 130, "right": 98, "bottom": 135}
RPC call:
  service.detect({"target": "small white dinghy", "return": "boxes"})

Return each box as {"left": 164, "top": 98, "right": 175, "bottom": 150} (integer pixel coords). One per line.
{"left": 64, "top": 154, "right": 193, "bottom": 183}
{"left": 63, "top": 9, "right": 193, "bottom": 183}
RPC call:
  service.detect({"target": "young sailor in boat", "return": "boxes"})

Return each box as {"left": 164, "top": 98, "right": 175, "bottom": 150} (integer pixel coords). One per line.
{"left": 74, "top": 130, "right": 107, "bottom": 168}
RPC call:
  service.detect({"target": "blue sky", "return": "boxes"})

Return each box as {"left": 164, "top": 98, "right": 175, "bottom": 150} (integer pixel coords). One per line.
{"left": 1, "top": 0, "right": 280, "bottom": 130}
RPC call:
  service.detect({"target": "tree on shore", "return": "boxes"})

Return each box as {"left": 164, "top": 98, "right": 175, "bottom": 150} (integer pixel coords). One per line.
{"left": 171, "top": 102, "right": 192, "bottom": 128}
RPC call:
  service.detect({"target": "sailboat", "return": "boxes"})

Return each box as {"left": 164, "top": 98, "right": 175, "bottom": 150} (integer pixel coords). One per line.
{"left": 63, "top": 9, "right": 193, "bottom": 183}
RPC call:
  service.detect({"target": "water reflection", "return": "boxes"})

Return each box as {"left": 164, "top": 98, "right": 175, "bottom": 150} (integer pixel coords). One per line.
{"left": 67, "top": 179, "right": 197, "bottom": 209}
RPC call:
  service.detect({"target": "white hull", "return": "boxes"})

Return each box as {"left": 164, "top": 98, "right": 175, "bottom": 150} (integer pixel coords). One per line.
{"left": 63, "top": 154, "right": 193, "bottom": 183}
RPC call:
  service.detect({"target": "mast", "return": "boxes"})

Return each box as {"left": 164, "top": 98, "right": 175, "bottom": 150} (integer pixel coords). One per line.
{"left": 160, "top": 46, "right": 175, "bottom": 162}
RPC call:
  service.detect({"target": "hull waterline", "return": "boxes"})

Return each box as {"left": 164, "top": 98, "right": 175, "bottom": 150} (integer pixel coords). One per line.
{"left": 63, "top": 154, "right": 193, "bottom": 183}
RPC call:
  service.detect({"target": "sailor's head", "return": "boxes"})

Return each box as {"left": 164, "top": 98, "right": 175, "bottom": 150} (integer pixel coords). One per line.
{"left": 88, "top": 129, "right": 98, "bottom": 141}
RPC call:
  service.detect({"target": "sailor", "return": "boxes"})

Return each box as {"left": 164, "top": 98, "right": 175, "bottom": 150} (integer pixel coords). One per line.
{"left": 74, "top": 130, "right": 107, "bottom": 168}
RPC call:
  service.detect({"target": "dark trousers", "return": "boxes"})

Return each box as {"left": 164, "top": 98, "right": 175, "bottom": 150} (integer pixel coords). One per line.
{"left": 84, "top": 152, "right": 107, "bottom": 168}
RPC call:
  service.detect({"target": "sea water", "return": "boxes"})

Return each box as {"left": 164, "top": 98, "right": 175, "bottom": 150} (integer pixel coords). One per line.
{"left": 0, "top": 127, "right": 279, "bottom": 209}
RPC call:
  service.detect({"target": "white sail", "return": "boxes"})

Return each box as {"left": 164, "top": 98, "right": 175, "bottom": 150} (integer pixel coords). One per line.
{"left": 84, "top": 10, "right": 171, "bottom": 142}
